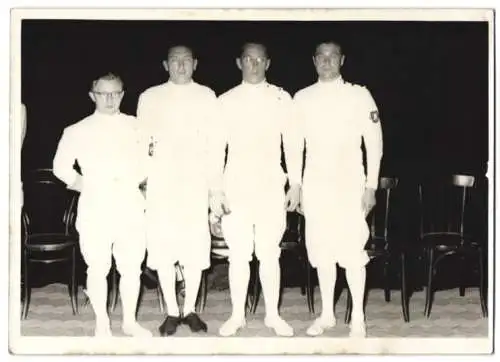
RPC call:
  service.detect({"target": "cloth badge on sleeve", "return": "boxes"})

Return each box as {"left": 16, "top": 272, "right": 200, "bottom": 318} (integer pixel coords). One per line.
{"left": 370, "top": 110, "right": 380, "bottom": 123}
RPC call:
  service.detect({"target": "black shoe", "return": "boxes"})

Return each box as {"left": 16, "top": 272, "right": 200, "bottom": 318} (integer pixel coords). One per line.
{"left": 182, "top": 312, "right": 208, "bottom": 333}
{"left": 158, "top": 315, "right": 182, "bottom": 336}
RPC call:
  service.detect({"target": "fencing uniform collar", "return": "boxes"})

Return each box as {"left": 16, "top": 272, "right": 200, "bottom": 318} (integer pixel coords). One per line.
{"left": 317, "top": 75, "right": 345, "bottom": 88}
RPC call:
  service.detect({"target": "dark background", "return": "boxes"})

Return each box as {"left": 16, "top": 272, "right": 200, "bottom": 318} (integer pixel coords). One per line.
{"left": 21, "top": 20, "right": 489, "bottom": 178}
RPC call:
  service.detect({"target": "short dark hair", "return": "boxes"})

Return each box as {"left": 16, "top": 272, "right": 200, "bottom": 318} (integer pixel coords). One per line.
{"left": 91, "top": 72, "right": 124, "bottom": 91}
{"left": 240, "top": 42, "right": 269, "bottom": 59}
{"left": 314, "top": 41, "right": 344, "bottom": 56}
{"left": 167, "top": 45, "right": 195, "bottom": 59}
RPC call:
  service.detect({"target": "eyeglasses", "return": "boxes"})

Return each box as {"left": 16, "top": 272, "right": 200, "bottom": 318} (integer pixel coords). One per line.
{"left": 92, "top": 91, "right": 124, "bottom": 98}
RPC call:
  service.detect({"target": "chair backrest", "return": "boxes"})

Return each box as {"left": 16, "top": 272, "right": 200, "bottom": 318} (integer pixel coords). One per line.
{"left": 418, "top": 174, "right": 475, "bottom": 238}
{"left": 22, "top": 168, "right": 78, "bottom": 236}
{"left": 368, "top": 177, "right": 399, "bottom": 241}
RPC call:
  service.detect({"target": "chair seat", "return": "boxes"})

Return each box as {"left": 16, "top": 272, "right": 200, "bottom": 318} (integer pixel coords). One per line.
{"left": 25, "top": 233, "right": 78, "bottom": 252}
{"left": 211, "top": 238, "right": 229, "bottom": 258}
{"left": 211, "top": 238, "right": 228, "bottom": 249}
{"left": 422, "top": 233, "right": 480, "bottom": 252}
{"left": 365, "top": 237, "right": 388, "bottom": 252}
{"left": 365, "top": 237, "right": 392, "bottom": 259}
{"left": 280, "top": 240, "right": 302, "bottom": 251}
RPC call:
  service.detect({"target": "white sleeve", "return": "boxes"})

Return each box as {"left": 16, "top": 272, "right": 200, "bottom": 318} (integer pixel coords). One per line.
{"left": 52, "top": 128, "right": 80, "bottom": 187}
{"left": 360, "top": 87, "right": 383, "bottom": 189}
{"left": 206, "top": 96, "right": 228, "bottom": 193}
{"left": 281, "top": 92, "right": 304, "bottom": 186}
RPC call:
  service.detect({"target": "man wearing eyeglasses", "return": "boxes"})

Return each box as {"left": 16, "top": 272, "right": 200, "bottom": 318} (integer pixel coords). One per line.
{"left": 137, "top": 45, "right": 218, "bottom": 336}
{"left": 294, "top": 42, "right": 383, "bottom": 338}
{"left": 210, "top": 43, "right": 302, "bottom": 337}
{"left": 53, "top": 73, "right": 152, "bottom": 338}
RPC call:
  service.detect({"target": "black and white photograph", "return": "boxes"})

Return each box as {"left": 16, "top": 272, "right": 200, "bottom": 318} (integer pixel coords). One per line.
{"left": 8, "top": 7, "right": 495, "bottom": 355}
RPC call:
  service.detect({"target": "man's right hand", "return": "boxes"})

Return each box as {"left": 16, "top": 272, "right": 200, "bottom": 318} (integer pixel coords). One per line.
{"left": 68, "top": 175, "right": 83, "bottom": 193}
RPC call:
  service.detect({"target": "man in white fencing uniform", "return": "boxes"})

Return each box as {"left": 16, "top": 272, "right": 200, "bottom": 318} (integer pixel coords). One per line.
{"left": 211, "top": 43, "right": 302, "bottom": 337}
{"left": 294, "top": 42, "right": 383, "bottom": 338}
{"left": 53, "top": 73, "right": 152, "bottom": 337}
{"left": 137, "top": 45, "right": 217, "bottom": 336}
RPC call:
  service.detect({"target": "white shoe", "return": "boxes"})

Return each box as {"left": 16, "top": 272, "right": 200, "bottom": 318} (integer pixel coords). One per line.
{"left": 219, "top": 316, "right": 246, "bottom": 337}
{"left": 122, "top": 321, "right": 153, "bottom": 337}
{"left": 349, "top": 321, "right": 367, "bottom": 338}
{"left": 264, "top": 316, "right": 294, "bottom": 337}
{"left": 306, "top": 316, "right": 336, "bottom": 337}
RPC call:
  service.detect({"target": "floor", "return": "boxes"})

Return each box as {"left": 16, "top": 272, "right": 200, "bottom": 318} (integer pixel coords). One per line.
{"left": 20, "top": 271, "right": 488, "bottom": 338}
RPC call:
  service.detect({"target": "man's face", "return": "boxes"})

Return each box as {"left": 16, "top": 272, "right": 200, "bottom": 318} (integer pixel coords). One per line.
{"left": 313, "top": 43, "right": 345, "bottom": 81}
{"left": 89, "top": 78, "right": 124, "bottom": 115}
{"left": 237, "top": 45, "right": 270, "bottom": 84}
{"left": 164, "top": 47, "right": 197, "bottom": 84}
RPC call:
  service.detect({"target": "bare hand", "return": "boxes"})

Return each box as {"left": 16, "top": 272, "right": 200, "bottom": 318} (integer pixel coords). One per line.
{"left": 210, "top": 190, "right": 230, "bottom": 218}
{"left": 68, "top": 175, "right": 83, "bottom": 193}
{"left": 362, "top": 187, "right": 376, "bottom": 216}
{"left": 285, "top": 183, "right": 301, "bottom": 211}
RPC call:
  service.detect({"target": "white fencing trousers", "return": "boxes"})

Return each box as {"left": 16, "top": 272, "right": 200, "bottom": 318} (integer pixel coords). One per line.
{"left": 221, "top": 187, "right": 286, "bottom": 263}
{"left": 302, "top": 177, "right": 370, "bottom": 270}
{"left": 76, "top": 196, "right": 147, "bottom": 276}
{"left": 145, "top": 188, "right": 211, "bottom": 272}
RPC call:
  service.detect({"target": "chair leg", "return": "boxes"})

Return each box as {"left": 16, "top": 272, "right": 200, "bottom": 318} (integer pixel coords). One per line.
{"left": 459, "top": 255, "right": 466, "bottom": 297}
{"left": 305, "top": 262, "right": 315, "bottom": 315}
{"left": 21, "top": 250, "right": 31, "bottom": 320}
{"left": 278, "top": 257, "right": 287, "bottom": 311}
{"left": 135, "top": 282, "right": 144, "bottom": 319}
{"left": 345, "top": 289, "right": 352, "bottom": 324}
{"left": 362, "top": 270, "right": 369, "bottom": 320}
{"left": 68, "top": 246, "right": 78, "bottom": 315}
{"left": 108, "top": 267, "right": 119, "bottom": 313}
{"left": 157, "top": 285, "right": 165, "bottom": 315}
{"left": 478, "top": 248, "right": 488, "bottom": 317}
{"left": 383, "top": 258, "right": 391, "bottom": 302}
{"left": 250, "top": 259, "right": 261, "bottom": 314}
{"left": 195, "top": 270, "right": 208, "bottom": 314}
{"left": 333, "top": 275, "right": 344, "bottom": 314}
{"left": 400, "top": 252, "right": 410, "bottom": 322}
{"left": 424, "top": 248, "right": 435, "bottom": 318}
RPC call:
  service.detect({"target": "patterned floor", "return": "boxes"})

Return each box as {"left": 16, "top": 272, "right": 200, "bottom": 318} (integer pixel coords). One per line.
{"left": 20, "top": 278, "right": 488, "bottom": 338}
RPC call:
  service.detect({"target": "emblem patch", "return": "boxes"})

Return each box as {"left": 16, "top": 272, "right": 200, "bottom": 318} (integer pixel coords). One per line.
{"left": 370, "top": 110, "right": 380, "bottom": 123}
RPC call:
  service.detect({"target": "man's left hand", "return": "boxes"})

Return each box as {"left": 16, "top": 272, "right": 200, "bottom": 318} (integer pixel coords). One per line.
{"left": 285, "top": 183, "right": 301, "bottom": 211}
{"left": 362, "top": 187, "right": 377, "bottom": 216}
